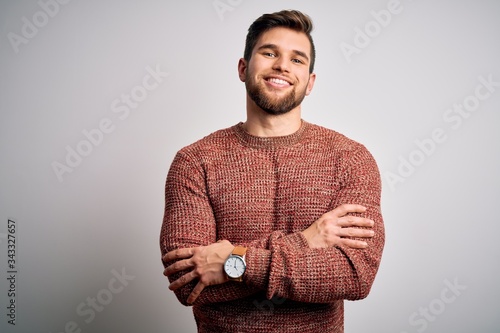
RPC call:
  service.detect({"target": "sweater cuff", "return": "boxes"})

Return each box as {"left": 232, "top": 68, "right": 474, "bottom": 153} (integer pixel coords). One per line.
{"left": 281, "top": 231, "right": 310, "bottom": 249}
{"left": 244, "top": 247, "right": 270, "bottom": 290}
{"left": 244, "top": 232, "right": 309, "bottom": 290}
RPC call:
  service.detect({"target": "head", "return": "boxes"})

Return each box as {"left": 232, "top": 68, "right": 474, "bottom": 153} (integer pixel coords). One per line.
{"left": 239, "top": 10, "right": 317, "bottom": 116}
{"left": 244, "top": 10, "right": 316, "bottom": 74}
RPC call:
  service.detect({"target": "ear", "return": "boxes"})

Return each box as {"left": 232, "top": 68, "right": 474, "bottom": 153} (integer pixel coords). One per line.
{"left": 238, "top": 58, "right": 247, "bottom": 82}
{"left": 305, "top": 72, "right": 316, "bottom": 96}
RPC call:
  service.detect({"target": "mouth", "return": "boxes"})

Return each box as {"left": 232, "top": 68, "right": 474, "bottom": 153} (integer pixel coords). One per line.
{"left": 264, "top": 75, "right": 293, "bottom": 88}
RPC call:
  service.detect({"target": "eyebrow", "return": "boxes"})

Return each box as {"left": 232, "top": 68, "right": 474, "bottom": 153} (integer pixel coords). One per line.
{"left": 257, "top": 43, "right": 310, "bottom": 62}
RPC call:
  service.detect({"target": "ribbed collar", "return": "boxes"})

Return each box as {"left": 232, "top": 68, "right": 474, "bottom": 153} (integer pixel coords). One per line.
{"left": 232, "top": 120, "right": 310, "bottom": 149}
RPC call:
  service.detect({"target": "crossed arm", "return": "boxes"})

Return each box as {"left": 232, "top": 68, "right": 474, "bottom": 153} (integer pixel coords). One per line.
{"left": 163, "top": 204, "right": 375, "bottom": 304}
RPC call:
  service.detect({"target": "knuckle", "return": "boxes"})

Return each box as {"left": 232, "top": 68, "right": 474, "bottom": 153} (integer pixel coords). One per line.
{"left": 340, "top": 228, "right": 351, "bottom": 237}
{"left": 194, "top": 266, "right": 204, "bottom": 276}
{"left": 192, "top": 256, "right": 203, "bottom": 266}
{"left": 199, "top": 276, "right": 210, "bottom": 285}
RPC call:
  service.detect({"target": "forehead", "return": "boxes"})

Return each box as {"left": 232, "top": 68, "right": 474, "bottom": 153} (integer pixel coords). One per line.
{"left": 254, "top": 27, "right": 311, "bottom": 56}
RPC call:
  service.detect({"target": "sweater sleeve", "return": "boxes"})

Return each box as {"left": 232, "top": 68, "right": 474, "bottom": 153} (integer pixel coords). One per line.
{"left": 244, "top": 144, "right": 385, "bottom": 303}
{"left": 160, "top": 150, "right": 296, "bottom": 306}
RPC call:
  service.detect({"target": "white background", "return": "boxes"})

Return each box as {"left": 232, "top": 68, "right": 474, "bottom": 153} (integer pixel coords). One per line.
{"left": 1, "top": 1, "right": 499, "bottom": 332}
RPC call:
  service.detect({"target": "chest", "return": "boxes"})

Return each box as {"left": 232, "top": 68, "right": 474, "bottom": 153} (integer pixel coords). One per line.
{"left": 205, "top": 149, "right": 342, "bottom": 241}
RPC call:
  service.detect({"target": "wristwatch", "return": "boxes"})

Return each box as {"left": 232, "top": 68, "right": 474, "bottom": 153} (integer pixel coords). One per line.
{"left": 223, "top": 246, "right": 247, "bottom": 282}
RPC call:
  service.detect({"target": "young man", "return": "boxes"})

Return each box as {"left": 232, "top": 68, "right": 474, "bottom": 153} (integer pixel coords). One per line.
{"left": 160, "top": 10, "right": 384, "bottom": 333}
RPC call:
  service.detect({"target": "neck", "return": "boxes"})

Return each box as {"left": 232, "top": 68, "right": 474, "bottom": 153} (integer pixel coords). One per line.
{"left": 243, "top": 97, "right": 303, "bottom": 137}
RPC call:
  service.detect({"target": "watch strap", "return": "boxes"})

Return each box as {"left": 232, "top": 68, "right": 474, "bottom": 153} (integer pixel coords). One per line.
{"left": 232, "top": 246, "right": 247, "bottom": 257}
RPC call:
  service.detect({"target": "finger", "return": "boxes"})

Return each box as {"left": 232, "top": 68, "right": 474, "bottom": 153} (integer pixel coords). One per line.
{"left": 187, "top": 281, "right": 206, "bottom": 305}
{"left": 168, "top": 270, "right": 197, "bottom": 291}
{"left": 339, "top": 238, "right": 369, "bottom": 249}
{"left": 328, "top": 204, "right": 367, "bottom": 218}
{"left": 337, "top": 216, "right": 374, "bottom": 228}
{"left": 338, "top": 227, "right": 375, "bottom": 238}
{"left": 163, "top": 248, "right": 194, "bottom": 263}
{"left": 163, "top": 258, "right": 194, "bottom": 276}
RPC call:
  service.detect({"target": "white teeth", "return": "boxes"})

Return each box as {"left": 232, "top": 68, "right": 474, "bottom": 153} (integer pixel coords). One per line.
{"left": 268, "top": 78, "right": 289, "bottom": 85}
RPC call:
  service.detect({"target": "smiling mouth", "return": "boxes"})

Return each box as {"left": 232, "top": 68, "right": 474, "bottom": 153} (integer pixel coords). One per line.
{"left": 265, "top": 77, "right": 292, "bottom": 88}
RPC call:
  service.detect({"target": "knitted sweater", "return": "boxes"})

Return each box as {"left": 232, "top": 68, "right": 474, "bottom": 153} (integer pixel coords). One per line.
{"left": 160, "top": 120, "right": 384, "bottom": 333}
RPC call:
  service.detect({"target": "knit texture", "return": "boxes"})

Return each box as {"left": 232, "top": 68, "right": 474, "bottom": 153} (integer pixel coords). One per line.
{"left": 160, "top": 121, "right": 384, "bottom": 333}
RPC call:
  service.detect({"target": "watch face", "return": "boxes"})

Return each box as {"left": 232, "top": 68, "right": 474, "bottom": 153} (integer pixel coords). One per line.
{"left": 224, "top": 256, "right": 246, "bottom": 279}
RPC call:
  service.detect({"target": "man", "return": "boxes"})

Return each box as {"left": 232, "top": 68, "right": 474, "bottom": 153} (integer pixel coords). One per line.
{"left": 160, "top": 9, "right": 384, "bottom": 333}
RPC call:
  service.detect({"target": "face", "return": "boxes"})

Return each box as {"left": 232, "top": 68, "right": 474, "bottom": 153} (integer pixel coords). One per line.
{"left": 239, "top": 27, "right": 316, "bottom": 115}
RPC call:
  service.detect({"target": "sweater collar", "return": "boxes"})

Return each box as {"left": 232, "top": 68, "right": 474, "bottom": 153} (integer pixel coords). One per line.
{"left": 233, "top": 120, "right": 309, "bottom": 149}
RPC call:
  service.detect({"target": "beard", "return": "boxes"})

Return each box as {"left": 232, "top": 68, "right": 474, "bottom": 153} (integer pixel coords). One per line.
{"left": 245, "top": 74, "right": 307, "bottom": 116}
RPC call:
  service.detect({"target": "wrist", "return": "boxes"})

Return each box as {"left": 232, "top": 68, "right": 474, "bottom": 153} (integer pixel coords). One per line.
{"left": 301, "top": 226, "right": 327, "bottom": 249}
{"left": 223, "top": 246, "right": 247, "bottom": 282}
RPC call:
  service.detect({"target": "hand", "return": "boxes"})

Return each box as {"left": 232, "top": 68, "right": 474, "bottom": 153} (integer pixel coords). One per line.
{"left": 301, "top": 204, "right": 375, "bottom": 249}
{"left": 162, "top": 240, "right": 234, "bottom": 304}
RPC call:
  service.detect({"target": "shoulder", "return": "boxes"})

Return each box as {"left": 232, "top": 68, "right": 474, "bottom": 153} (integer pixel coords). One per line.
{"left": 175, "top": 125, "right": 238, "bottom": 160}
{"left": 304, "top": 122, "right": 369, "bottom": 154}
{"left": 305, "top": 123, "right": 381, "bottom": 186}
{"left": 304, "top": 122, "right": 380, "bottom": 176}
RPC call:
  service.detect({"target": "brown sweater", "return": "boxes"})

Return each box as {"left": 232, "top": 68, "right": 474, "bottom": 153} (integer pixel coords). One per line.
{"left": 160, "top": 121, "right": 384, "bottom": 333}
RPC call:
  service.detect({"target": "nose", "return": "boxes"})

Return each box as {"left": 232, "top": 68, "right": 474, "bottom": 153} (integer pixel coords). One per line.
{"left": 272, "top": 56, "right": 290, "bottom": 73}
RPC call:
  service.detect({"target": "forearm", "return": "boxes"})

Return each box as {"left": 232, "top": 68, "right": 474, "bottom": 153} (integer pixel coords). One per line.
{"left": 162, "top": 227, "right": 291, "bottom": 306}
{"left": 244, "top": 218, "right": 384, "bottom": 303}
{"left": 178, "top": 230, "right": 311, "bottom": 306}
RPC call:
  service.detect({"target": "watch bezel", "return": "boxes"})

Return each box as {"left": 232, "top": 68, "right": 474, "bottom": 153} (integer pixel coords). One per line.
{"left": 224, "top": 254, "right": 246, "bottom": 279}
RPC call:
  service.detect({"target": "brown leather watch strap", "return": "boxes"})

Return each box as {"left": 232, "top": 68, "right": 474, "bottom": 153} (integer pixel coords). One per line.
{"left": 232, "top": 246, "right": 247, "bottom": 257}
